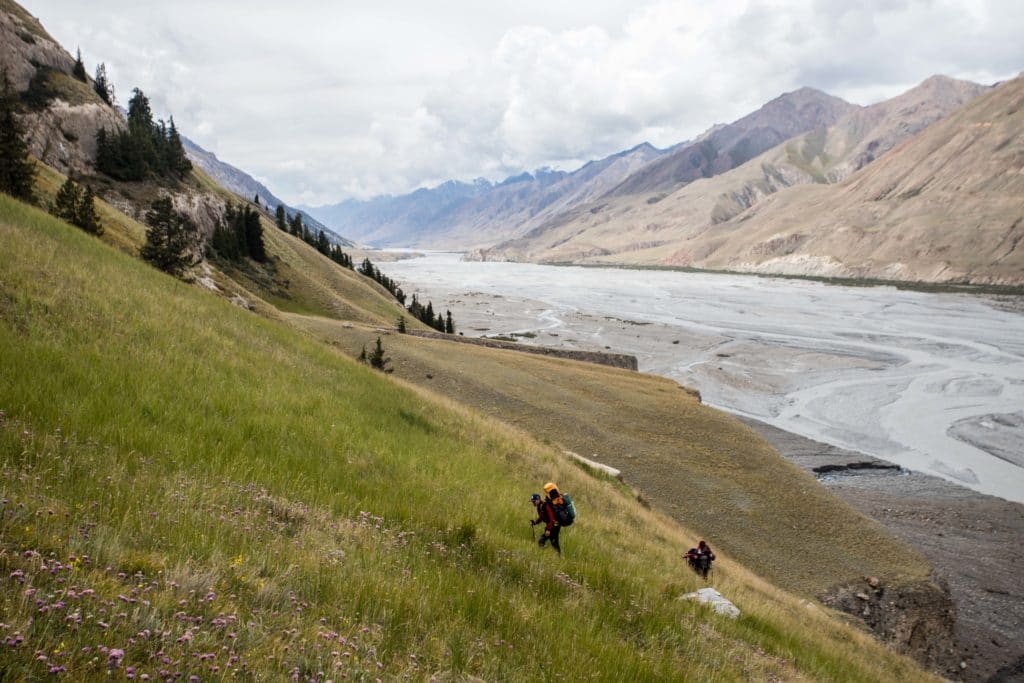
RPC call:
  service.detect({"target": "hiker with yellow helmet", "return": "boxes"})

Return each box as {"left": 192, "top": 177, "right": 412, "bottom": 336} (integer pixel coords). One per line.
{"left": 530, "top": 482, "right": 576, "bottom": 555}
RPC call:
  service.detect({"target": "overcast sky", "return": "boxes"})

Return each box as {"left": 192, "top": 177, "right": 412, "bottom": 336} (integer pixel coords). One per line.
{"left": 24, "top": 0, "right": 1024, "bottom": 206}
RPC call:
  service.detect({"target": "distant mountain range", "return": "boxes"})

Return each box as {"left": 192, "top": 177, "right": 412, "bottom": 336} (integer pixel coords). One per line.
{"left": 481, "top": 76, "right": 1000, "bottom": 272}
{"left": 304, "top": 87, "right": 859, "bottom": 249}
{"left": 303, "top": 143, "right": 666, "bottom": 249}
{"left": 182, "top": 138, "right": 352, "bottom": 247}
{"left": 305, "top": 73, "right": 1022, "bottom": 285}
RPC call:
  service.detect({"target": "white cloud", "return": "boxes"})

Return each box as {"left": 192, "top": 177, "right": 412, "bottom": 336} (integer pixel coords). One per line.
{"left": 21, "top": 0, "right": 1024, "bottom": 205}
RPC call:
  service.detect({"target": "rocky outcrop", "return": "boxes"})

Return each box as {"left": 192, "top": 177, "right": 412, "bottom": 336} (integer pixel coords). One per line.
{"left": 1, "top": 2, "right": 126, "bottom": 176}
{"left": 0, "top": 4, "right": 71, "bottom": 90}
{"left": 23, "top": 99, "right": 125, "bottom": 175}
{"left": 822, "top": 576, "right": 959, "bottom": 676}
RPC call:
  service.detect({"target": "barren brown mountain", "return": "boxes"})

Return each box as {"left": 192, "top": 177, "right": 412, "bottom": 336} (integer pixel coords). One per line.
{"left": 606, "top": 87, "right": 859, "bottom": 197}
{"left": 483, "top": 76, "right": 1020, "bottom": 286}
{"left": 676, "top": 74, "right": 1024, "bottom": 285}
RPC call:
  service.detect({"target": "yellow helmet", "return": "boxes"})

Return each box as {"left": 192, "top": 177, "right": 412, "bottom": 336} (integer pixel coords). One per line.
{"left": 543, "top": 482, "right": 558, "bottom": 495}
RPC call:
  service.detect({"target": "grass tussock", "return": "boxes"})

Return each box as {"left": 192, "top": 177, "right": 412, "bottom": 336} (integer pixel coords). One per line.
{"left": 0, "top": 195, "right": 937, "bottom": 681}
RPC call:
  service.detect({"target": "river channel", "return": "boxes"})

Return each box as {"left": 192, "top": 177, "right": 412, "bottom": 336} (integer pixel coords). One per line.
{"left": 384, "top": 252, "right": 1024, "bottom": 503}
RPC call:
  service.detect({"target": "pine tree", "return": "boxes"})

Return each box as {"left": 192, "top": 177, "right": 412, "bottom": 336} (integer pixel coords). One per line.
{"left": 94, "top": 127, "right": 123, "bottom": 178}
{"left": 76, "top": 185, "right": 103, "bottom": 235}
{"left": 140, "top": 197, "right": 196, "bottom": 276}
{"left": 0, "top": 69, "right": 36, "bottom": 202}
{"left": 209, "top": 218, "right": 239, "bottom": 260}
{"left": 289, "top": 212, "right": 303, "bottom": 237}
{"left": 358, "top": 345, "right": 367, "bottom": 364}
{"left": 52, "top": 177, "right": 81, "bottom": 223}
{"left": 315, "top": 229, "right": 329, "bottom": 255}
{"left": 166, "top": 117, "right": 191, "bottom": 178}
{"left": 93, "top": 63, "right": 114, "bottom": 105}
{"left": 72, "top": 48, "right": 87, "bottom": 82}
{"left": 242, "top": 206, "right": 267, "bottom": 262}
{"left": 125, "top": 88, "right": 158, "bottom": 179}
{"left": 367, "top": 337, "right": 393, "bottom": 373}
{"left": 275, "top": 204, "right": 287, "bottom": 231}
{"left": 445, "top": 310, "right": 454, "bottom": 334}
{"left": 397, "top": 316, "right": 407, "bottom": 333}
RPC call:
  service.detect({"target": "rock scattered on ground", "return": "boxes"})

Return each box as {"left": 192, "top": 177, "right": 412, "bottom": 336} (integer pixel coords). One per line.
{"left": 681, "top": 587, "right": 741, "bottom": 619}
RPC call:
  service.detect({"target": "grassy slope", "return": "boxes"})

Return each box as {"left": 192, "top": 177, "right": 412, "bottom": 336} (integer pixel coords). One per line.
{"left": 188, "top": 167, "right": 424, "bottom": 328}
{"left": 0, "top": 195, "right": 936, "bottom": 681}
{"left": 32, "top": 161, "right": 416, "bottom": 329}
{"left": 288, "top": 316, "right": 931, "bottom": 597}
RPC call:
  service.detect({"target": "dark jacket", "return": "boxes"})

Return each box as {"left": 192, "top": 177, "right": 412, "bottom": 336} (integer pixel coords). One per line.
{"left": 685, "top": 546, "right": 715, "bottom": 562}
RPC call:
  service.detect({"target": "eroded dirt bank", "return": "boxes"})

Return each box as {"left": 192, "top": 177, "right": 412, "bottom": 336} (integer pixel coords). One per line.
{"left": 741, "top": 417, "right": 1024, "bottom": 682}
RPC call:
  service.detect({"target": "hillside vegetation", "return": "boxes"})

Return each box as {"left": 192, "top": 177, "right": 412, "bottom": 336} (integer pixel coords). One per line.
{"left": 289, "top": 314, "right": 931, "bottom": 598}
{"left": 0, "top": 194, "right": 939, "bottom": 681}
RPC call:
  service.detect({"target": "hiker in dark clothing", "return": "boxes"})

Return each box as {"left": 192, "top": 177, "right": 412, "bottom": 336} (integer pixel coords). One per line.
{"left": 530, "top": 492, "right": 561, "bottom": 554}
{"left": 685, "top": 540, "right": 715, "bottom": 580}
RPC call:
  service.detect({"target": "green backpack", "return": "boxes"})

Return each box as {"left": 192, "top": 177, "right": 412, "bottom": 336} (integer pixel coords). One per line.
{"left": 553, "top": 493, "right": 576, "bottom": 527}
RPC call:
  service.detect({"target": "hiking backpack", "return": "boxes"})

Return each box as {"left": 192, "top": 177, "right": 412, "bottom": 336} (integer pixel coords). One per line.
{"left": 553, "top": 493, "right": 576, "bottom": 527}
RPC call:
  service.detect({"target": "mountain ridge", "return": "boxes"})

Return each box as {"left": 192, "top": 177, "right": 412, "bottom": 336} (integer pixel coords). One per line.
{"left": 182, "top": 136, "right": 353, "bottom": 246}
{"left": 477, "top": 74, "right": 994, "bottom": 271}
{"left": 305, "top": 87, "right": 861, "bottom": 250}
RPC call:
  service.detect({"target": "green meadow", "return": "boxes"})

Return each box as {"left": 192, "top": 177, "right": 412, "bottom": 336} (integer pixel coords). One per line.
{"left": 0, "top": 194, "right": 935, "bottom": 681}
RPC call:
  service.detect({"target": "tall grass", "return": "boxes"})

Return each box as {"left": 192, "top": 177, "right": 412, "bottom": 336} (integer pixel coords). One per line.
{"left": 0, "top": 195, "right": 934, "bottom": 681}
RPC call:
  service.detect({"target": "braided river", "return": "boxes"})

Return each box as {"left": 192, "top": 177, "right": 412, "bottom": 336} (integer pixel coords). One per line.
{"left": 385, "top": 252, "right": 1024, "bottom": 503}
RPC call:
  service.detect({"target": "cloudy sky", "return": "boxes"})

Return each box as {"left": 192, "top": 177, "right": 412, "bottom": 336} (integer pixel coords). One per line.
{"left": 25, "top": 0, "right": 1024, "bottom": 206}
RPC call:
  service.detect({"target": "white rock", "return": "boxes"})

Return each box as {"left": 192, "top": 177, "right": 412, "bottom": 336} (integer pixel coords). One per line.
{"left": 681, "top": 587, "right": 740, "bottom": 619}
{"left": 563, "top": 450, "right": 622, "bottom": 479}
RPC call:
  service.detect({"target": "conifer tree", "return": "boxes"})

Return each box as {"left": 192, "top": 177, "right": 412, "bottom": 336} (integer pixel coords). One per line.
{"left": 315, "top": 229, "right": 330, "bottom": 255}
{"left": 367, "top": 337, "right": 393, "bottom": 373}
{"left": 396, "top": 316, "right": 407, "bottom": 333}
{"left": 242, "top": 206, "right": 267, "bottom": 262}
{"left": 0, "top": 69, "right": 36, "bottom": 202}
{"left": 93, "top": 63, "right": 114, "bottom": 105}
{"left": 166, "top": 117, "right": 191, "bottom": 178}
{"left": 445, "top": 310, "right": 454, "bottom": 334}
{"left": 76, "top": 185, "right": 103, "bottom": 235}
{"left": 52, "top": 177, "right": 81, "bottom": 223}
{"left": 275, "top": 204, "right": 287, "bottom": 231}
{"left": 125, "top": 88, "right": 158, "bottom": 177}
{"left": 211, "top": 219, "right": 239, "bottom": 260}
{"left": 140, "top": 197, "right": 196, "bottom": 276}
{"left": 72, "top": 48, "right": 87, "bottom": 82}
